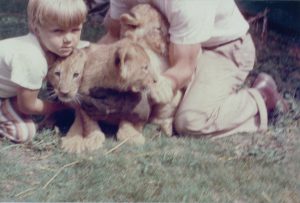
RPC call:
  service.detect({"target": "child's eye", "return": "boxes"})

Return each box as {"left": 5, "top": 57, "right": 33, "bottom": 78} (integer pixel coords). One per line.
{"left": 73, "top": 73, "right": 79, "bottom": 78}
{"left": 52, "top": 29, "right": 64, "bottom": 33}
{"left": 72, "top": 28, "right": 81, "bottom": 33}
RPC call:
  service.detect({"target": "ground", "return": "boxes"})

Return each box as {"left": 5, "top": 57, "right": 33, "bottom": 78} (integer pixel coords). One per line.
{"left": 0, "top": 1, "right": 299, "bottom": 202}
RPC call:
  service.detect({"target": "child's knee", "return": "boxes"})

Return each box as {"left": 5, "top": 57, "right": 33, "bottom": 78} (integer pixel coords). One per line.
{"left": 24, "top": 120, "right": 37, "bottom": 141}
{"left": 13, "top": 121, "right": 37, "bottom": 143}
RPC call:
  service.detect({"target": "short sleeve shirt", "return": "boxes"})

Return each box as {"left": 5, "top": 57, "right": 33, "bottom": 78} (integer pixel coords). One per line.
{"left": 0, "top": 33, "right": 47, "bottom": 98}
{"left": 110, "top": 0, "right": 249, "bottom": 46}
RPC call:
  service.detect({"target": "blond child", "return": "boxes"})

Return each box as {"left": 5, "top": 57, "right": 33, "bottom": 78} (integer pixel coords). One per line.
{"left": 0, "top": 0, "right": 88, "bottom": 143}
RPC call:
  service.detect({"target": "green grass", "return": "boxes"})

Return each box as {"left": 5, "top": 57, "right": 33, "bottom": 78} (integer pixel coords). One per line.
{"left": 1, "top": 128, "right": 299, "bottom": 202}
{"left": 0, "top": 1, "right": 299, "bottom": 202}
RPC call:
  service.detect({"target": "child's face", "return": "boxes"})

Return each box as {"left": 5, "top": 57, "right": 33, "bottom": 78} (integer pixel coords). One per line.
{"left": 36, "top": 23, "right": 83, "bottom": 57}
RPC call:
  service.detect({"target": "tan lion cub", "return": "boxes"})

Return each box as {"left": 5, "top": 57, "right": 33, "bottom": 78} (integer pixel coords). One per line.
{"left": 48, "top": 38, "right": 154, "bottom": 153}
{"left": 119, "top": 4, "right": 183, "bottom": 136}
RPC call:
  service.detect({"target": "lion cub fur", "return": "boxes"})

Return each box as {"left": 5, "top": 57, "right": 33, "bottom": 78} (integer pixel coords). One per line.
{"left": 119, "top": 4, "right": 183, "bottom": 136}
{"left": 48, "top": 38, "right": 155, "bottom": 153}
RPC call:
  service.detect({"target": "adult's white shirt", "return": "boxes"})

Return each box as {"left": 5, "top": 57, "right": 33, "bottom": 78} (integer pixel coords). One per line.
{"left": 110, "top": 0, "right": 249, "bottom": 46}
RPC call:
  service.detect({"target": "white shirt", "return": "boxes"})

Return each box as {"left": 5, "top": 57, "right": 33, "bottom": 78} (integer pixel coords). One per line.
{"left": 0, "top": 33, "right": 47, "bottom": 98}
{"left": 110, "top": 0, "right": 249, "bottom": 46}
{"left": 0, "top": 33, "right": 91, "bottom": 98}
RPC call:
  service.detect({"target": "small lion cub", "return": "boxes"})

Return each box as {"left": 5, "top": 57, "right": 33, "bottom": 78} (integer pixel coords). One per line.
{"left": 48, "top": 38, "right": 155, "bottom": 153}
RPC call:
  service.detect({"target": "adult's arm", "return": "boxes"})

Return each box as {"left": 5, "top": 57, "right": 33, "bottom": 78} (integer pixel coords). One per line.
{"left": 165, "top": 42, "right": 202, "bottom": 90}
{"left": 149, "top": 42, "right": 202, "bottom": 104}
{"left": 97, "top": 14, "right": 120, "bottom": 44}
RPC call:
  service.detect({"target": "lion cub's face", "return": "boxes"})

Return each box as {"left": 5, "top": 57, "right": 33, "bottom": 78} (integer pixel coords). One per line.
{"left": 120, "top": 4, "right": 169, "bottom": 56}
{"left": 47, "top": 49, "right": 86, "bottom": 103}
{"left": 113, "top": 41, "right": 155, "bottom": 92}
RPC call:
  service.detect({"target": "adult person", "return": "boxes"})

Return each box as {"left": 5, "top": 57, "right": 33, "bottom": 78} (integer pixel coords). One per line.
{"left": 96, "top": 0, "right": 288, "bottom": 137}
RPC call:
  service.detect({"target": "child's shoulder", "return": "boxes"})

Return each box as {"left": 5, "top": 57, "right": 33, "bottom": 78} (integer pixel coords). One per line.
{"left": 0, "top": 33, "right": 45, "bottom": 61}
{"left": 0, "top": 33, "right": 47, "bottom": 72}
{"left": 0, "top": 33, "right": 42, "bottom": 53}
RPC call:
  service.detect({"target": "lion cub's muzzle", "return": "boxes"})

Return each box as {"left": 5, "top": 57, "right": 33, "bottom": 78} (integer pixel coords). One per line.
{"left": 56, "top": 86, "right": 78, "bottom": 103}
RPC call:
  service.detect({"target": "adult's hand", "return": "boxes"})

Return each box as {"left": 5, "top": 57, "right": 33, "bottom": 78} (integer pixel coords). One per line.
{"left": 149, "top": 76, "right": 174, "bottom": 104}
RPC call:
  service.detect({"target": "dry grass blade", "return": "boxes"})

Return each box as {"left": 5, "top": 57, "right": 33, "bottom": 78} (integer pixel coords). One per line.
{"left": 42, "top": 161, "right": 80, "bottom": 189}
{"left": 15, "top": 187, "right": 37, "bottom": 198}
{"left": 105, "top": 137, "right": 130, "bottom": 155}
{"left": 0, "top": 144, "right": 23, "bottom": 152}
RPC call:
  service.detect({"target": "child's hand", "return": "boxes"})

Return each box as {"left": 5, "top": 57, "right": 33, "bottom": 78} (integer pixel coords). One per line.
{"left": 150, "top": 76, "right": 174, "bottom": 104}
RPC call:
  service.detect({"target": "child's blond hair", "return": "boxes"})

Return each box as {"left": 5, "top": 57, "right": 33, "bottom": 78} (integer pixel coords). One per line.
{"left": 27, "top": 0, "right": 88, "bottom": 33}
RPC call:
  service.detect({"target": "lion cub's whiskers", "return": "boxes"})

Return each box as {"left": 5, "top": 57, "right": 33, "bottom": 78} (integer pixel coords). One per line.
{"left": 46, "top": 90, "right": 58, "bottom": 100}
{"left": 73, "top": 94, "right": 82, "bottom": 105}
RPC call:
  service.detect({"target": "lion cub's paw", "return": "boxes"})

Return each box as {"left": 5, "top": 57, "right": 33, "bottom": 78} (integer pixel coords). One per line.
{"left": 117, "top": 124, "right": 145, "bottom": 145}
{"left": 83, "top": 131, "right": 106, "bottom": 152}
{"left": 117, "top": 131, "right": 145, "bottom": 145}
{"left": 152, "top": 118, "right": 173, "bottom": 136}
{"left": 61, "top": 134, "right": 85, "bottom": 154}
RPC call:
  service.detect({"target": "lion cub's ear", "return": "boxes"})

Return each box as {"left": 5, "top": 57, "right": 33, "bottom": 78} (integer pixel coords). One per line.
{"left": 114, "top": 46, "right": 134, "bottom": 80}
{"left": 120, "top": 13, "right": 140, "bottom": 28}
{"left": 72, "top": 48, "right": 87, "bottom": 68}
{"left": 73, "top": 48, "right": 87, "bottom": 60}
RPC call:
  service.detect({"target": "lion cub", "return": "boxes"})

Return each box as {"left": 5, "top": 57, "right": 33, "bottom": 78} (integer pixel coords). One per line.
{"left": 48, "top": 38, "right": 155, "bottom": 153}
{"left": 119, "top": 4, "right": 183, "bottom": 136}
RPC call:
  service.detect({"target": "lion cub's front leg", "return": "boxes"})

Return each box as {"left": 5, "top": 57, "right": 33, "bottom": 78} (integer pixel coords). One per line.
{"left": 151, "top": 90, "right": 183, "bottom": 136}
{"left": 61, "top": 109, "right": 86, "bottom": 153}
{"left": 117, "top": 121, "right": 145, "bottom": 145}
{"left": 61, "top": 108, "right": 105, "bottom": 153}
{"left": 80, "top": 109, "right": 105, "bottom": 152}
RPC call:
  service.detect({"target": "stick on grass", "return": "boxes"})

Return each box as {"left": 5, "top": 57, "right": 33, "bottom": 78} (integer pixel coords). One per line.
{"left": 42, "top": 160, "right": 80, "bottom": 189}
{"left": 15, "top": 187, "right": 37, "bottom": 198}
{"left": 105, "top": 137, "right": 130, "bottom": 155}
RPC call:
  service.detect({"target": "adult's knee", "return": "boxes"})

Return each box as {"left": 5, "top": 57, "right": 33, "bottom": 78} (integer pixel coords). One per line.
{"left": 174, "top": 110, "right": 209, "bottom": 135}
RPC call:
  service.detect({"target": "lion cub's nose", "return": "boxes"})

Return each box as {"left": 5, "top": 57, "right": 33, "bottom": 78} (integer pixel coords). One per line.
{"left": 60, "top": 92, "right": 70, "bottom": 98}
{"left": 59, "top": 88, "right": 70, "bottom": 98}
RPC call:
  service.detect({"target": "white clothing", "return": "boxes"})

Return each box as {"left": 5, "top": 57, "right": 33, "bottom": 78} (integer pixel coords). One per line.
{"left": 0, "top": 33, "right": 47, "bottom": 98}
{"left": 110, "top": 0, "right": 249, "bottom": 46}
{"left": 0, "top": 33, "right": 90, "bottom": 98}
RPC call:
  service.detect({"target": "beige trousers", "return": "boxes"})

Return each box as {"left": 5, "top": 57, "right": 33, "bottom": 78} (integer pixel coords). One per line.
{"left": 174, "top": 34, "right": 268, "bottom": 137}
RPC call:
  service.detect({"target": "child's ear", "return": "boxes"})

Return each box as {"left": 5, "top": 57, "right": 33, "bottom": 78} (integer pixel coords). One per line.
{"left": 32, "top": 25, "right": 40, "bottom": 37}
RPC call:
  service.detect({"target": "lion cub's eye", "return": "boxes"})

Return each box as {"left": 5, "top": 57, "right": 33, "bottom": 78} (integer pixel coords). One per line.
{"left": 73, "top": 73, "right": 79, "bottom": 78}
{"left": 54, "top": 71, "right": 60, "bottom": 77}
{"left": 128, "top": 24, "right": 138, "bottom": 29}
{"left": 143, "top": 65, "right": 148, "bottom": 70}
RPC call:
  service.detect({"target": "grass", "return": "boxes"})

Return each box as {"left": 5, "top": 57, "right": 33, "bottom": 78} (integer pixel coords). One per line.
{"left": 0, "top": 0, "right": 299, "bottom": 202}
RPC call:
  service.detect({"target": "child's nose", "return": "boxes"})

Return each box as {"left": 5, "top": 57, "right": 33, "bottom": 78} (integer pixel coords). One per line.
{"left": 63, "top": 33, "right": 72, "bottom": 43}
